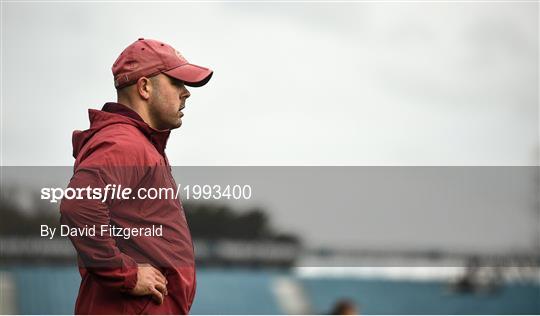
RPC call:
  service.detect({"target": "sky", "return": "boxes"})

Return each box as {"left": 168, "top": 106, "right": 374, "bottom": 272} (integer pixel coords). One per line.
{"left": 1, "top": 1, "right": 538, "bottom": 166}
{"left": 1, "top": 2, "right": 539, "bottom": 253}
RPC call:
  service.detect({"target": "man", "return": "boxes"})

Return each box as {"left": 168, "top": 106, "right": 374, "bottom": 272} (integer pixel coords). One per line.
{"left": 60, "top": 38, "right": 212, "bottom": 314}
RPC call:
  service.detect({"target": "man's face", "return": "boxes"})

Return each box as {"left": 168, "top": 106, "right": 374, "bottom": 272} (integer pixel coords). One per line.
{"left": 148, "top": 74, "right": 191, "bottom": 130}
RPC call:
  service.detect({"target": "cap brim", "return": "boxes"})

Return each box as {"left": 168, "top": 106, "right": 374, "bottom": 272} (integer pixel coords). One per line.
{"left": 164, "top": 64, "right": 213, "bottom": 87}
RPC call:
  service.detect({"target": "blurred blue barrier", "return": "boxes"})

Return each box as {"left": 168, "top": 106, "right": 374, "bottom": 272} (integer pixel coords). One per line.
{"left": 1, "top": 266, "right": 539, "bottom": 314}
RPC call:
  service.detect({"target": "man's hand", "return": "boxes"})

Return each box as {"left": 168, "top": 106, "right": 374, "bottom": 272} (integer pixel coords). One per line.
{"left": 129, "top": 264, "right": 168, "bottom": 304}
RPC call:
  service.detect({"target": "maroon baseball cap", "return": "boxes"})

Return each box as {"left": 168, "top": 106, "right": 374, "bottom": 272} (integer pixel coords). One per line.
{"left": 112, "top": 38, "right": 213, "bottom": 89}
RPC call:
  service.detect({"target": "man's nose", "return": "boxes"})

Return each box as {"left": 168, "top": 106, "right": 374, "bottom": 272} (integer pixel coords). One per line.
{"left": 182, "top": 88, "right": 191, "bottom": 99}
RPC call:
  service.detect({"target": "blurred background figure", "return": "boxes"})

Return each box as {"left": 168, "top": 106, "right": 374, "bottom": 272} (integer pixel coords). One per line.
{"left": 330, "top": 299, "right": 359, "bottom": 315}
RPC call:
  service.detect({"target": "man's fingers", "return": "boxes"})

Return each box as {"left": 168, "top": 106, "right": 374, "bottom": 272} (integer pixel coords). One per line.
{"left": 130, "top": 264, "right": 168, "bottom": 301}
{"left": 150, "top": 266, "right": 163, "bottom": 276}
{"left": 155, "top": 282, "right": 168, "bottom": 296}
{"left": 154, "top": 273, "right": 167, "bottom": 284}
{"left": 150, "top": 287, "right": 164, "bottom": 305}
{"left": 150, "top": 267, "right": 167, "bottom": 283}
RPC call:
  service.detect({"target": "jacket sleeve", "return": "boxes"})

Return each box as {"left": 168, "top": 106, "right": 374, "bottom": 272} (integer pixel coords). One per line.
{"left": 60, "top": 166, "right": 138, "bottom": 291}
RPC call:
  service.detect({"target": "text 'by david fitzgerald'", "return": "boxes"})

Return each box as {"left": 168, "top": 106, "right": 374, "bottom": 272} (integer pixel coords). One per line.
{"left": 40, "top": 224, "right": 163, "bottom": 240}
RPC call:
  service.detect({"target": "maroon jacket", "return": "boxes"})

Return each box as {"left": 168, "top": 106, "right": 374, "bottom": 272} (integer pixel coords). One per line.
{"left": 60, "top": 103, "right": 196, "bottom": 314}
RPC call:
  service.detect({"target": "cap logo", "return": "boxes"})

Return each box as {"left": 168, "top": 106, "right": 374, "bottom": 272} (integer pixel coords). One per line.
{"left": 175, "top": 50, "right": 187, "bottom": 63}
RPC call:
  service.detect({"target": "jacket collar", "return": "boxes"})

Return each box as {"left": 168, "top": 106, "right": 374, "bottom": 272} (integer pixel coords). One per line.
{"left": 101, "top": 102, "right": 171, "bottom": 156}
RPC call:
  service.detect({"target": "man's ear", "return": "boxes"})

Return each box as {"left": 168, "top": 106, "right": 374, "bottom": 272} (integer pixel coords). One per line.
{"left": 136, "top": 77, "right": 152, "bottom": 100}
